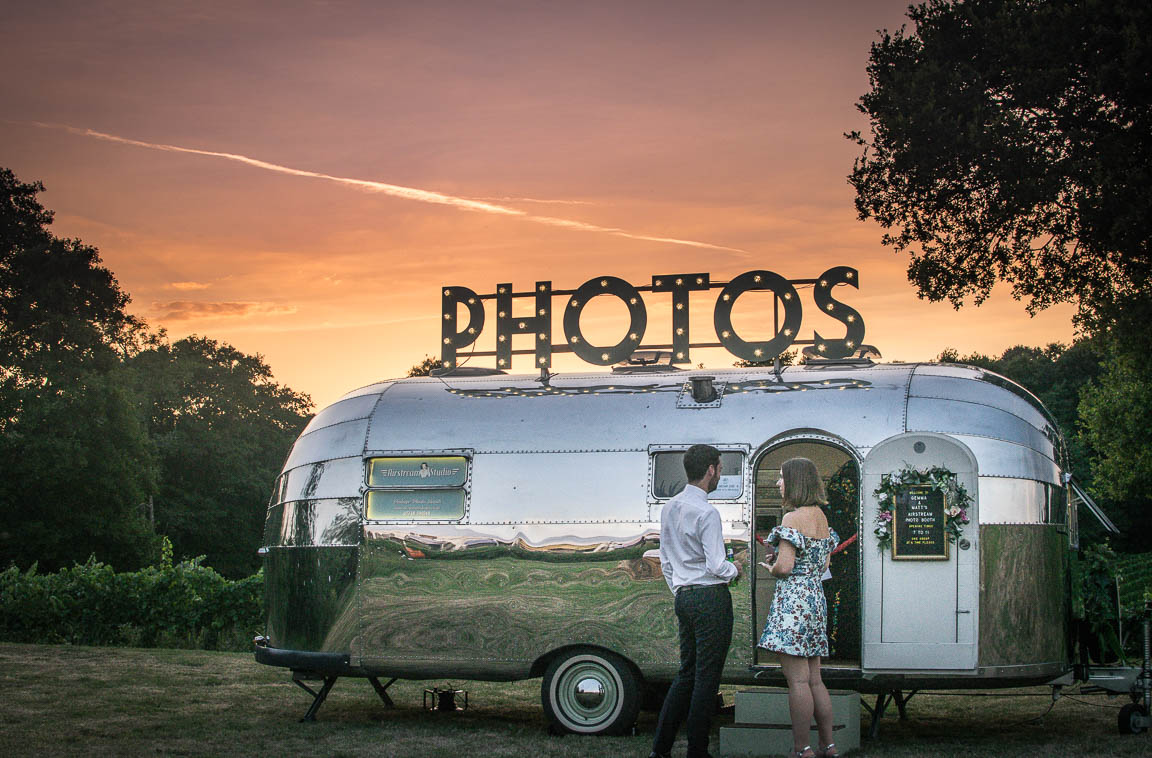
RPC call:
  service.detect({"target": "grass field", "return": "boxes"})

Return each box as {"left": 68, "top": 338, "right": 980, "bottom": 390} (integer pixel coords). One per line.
{"left": 0, "top": 642, "right": 1147, "bottom": 757}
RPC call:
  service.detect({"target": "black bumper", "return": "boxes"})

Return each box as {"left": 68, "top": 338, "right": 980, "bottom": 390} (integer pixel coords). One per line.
{"left": 254, "top": 646, "right": 355, "bottom": 676}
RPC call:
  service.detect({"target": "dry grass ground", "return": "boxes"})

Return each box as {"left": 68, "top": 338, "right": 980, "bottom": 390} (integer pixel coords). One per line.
{"left": 0, "top": 642, "right": 1146, "bottom": 757}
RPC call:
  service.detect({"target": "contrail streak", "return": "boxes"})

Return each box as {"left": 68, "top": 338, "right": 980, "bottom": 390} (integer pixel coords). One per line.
{"left": 29, "top": 122, "right": 747, "bottom": 253}
{"left": 469, "top": 196, "right": 597, "bottom": 205}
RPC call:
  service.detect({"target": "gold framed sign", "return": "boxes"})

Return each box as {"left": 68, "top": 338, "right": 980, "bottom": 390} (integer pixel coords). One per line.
{"left": 892, "top": 484, "right": 949, "bottom": 560}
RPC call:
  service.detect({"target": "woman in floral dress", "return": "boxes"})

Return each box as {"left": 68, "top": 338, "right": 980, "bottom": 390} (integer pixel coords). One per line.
{"left": 758, "top": 458, "right": 840, "bottom": 758}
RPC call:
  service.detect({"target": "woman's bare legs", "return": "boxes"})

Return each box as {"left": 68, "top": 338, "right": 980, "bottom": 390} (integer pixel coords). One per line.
{"left": 807, "top": 656, "right": 836, "bottom": 754}
{"left": 779, "top": 653, "right": 815, "bottom": 755}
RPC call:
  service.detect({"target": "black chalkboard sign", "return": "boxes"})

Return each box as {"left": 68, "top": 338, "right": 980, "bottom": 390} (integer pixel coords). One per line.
{"left": 892, "top": 485, "right": 949, "bottom": 560}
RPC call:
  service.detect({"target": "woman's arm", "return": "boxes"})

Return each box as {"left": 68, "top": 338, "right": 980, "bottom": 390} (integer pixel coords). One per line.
{"left": 771, "top": 541, "right": 796, "bottom": 577}
{"left": 770, "top": 512, "right": 801, "bottom": 577}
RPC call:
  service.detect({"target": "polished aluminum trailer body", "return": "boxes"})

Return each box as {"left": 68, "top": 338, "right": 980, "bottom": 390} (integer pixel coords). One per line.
{"left": 256, "top": 362, "right": 1076, "bottom": 727}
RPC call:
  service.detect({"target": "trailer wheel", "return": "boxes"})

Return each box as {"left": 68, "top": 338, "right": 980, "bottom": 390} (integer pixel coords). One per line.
{"left": 542, "top": 648, "right": 640, "bottom": 735}
{"left": 1118, "top": 702, "right": 1147, "bottom": 734}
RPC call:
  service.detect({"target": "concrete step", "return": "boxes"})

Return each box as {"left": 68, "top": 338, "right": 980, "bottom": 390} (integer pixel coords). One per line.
{"left": 719, "top": 689, "right": 860, "bottom": 757}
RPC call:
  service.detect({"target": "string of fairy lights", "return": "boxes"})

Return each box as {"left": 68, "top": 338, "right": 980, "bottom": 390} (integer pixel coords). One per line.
{"left": 438, "top": 377, "right": 874, "bottom": 400}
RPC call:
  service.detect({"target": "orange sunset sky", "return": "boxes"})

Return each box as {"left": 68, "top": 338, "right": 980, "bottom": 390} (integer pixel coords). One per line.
{"left": 1, "top": 0, "right": 1077, "bottom": 410}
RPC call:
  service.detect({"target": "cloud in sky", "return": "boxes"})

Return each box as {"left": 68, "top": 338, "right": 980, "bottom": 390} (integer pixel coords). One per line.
{"left": 167, "top": 281, "right": 211, "bottom": 291}
{"left": 30, "top": 122, "right": 747, "bottom": 254}
{"left": 151, "top": 300, "right": 297, "bottom": 321}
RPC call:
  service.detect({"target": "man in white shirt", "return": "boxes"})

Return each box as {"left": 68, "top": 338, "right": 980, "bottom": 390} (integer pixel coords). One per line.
{"left": 649, "top": 444, "right": 740, "bottom": 758}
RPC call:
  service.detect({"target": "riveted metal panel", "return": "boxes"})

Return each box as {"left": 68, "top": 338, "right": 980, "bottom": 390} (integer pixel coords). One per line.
{"left": 264, "top": 546, "right": 359, "bottom": 652}
{"left": 272, "top": 497, "right": 361, "bottom": 547}
{"left": 284, "top": 420, "right": 369, "bottom": 470}
{"left": 979, "top": 477, "right": 1047, "bottom": 524}
{"left": 280, "top": 457, "right": 364, "bottom": 502}
{"left": 979, "top": 524, "right": 1068, "bottom": 667}
{"left": 300, "top": 394, "right": 380, "bottom": 436}
{"left": 909, "top": 374, "right": 1051, "bottom": 432}
{"left": 906, "top": 397, "right": 1053, "bottom": 454}
{"left": 950, "top": 437, "right": 1060, "bottom": 482}
{"left": 337, "top": 380, "right": 396, "bottom": 401}
{"left": 471, "top": 451, "right": 651, "bottom": 523}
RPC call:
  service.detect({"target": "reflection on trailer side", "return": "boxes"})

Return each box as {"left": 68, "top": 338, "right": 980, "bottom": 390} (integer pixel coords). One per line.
{"left": 256, "top": 362, "right": 1116, "bottom": 734}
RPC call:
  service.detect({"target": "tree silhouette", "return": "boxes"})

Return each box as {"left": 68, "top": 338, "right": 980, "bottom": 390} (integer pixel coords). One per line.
{"left": 850, "top": 0, "right": 1151, "bottom": 317}
{"left": 0, "top": 168, "right": 156, "bottom": 570}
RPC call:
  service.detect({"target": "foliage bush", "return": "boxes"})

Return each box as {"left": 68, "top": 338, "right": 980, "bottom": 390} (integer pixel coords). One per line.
{"left": 1072, "top": 544, "right": 1152, "bottom": 662}
{"left": 1115, "top": 550, "right": 1152, "bottom": 652}
{"left": 1072, "top": 542, "right": 1125, "bottom": 662}
{"left": 0, "top": 540, "right": 262, "bottom": 651}
{"left": 1116, "top": 552, "right": 1152, "bottom": 606}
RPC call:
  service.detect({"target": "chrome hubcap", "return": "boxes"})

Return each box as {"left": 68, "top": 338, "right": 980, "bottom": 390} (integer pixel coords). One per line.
{"left": 553, "top": 657, "right": 622, "bottom": 729}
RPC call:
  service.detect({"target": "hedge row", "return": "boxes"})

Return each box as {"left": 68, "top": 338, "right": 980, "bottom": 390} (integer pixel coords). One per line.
{"left": 1116, "top": 551, "right": 1152, "bottom": 611}
{"left": 0, "top": 543, "right": 262, "bottom": 651}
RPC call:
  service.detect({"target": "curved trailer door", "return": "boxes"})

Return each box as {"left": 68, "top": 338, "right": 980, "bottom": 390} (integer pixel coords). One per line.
{"left": 861, "top": 433, "right": 979, "bottom": 671}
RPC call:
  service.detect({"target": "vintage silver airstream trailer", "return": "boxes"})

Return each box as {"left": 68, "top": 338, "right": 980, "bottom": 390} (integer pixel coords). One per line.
{"left": 254, "top": 357, "right": 1108, "bottom": 734}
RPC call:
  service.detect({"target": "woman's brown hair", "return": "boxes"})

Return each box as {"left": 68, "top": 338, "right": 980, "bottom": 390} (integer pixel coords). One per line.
{"left": 780, "top": 457, "right": 827, "bottom": 511}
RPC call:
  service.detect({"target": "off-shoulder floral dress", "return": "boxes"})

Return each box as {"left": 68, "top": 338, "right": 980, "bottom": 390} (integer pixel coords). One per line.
{"left": 757, "top": 525, "right": 839, "bottom": 657}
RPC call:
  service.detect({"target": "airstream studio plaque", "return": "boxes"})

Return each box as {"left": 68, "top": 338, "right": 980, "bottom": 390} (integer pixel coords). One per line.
{"left": 368, "top": 456, "right": 468, "bottom": 488}
{"left": 892, "top": 485, "right": 948, "bottom": 560}
{"left": 441, "top": 267, "right": 865, "bottom": 370}
{"left": 366, "top": 490, "right": 466, "bottom": 520}
{"left": 366, "top": 456, "right": 469, "bottom": 520}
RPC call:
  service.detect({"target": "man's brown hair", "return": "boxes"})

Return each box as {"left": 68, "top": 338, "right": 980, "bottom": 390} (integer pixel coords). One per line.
{"left": 683, "top": 444, "right": 721, "bottom": 482}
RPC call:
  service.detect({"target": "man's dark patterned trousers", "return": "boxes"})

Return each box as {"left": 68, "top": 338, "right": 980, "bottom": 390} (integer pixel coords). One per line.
{"left": 651, "top": 583, "right": 733, "bottom": 758}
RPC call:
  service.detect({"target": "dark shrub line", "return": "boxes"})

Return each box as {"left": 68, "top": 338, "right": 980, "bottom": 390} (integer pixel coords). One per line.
{"left": 0, "top": 541, "right": 261, "bottom": 652}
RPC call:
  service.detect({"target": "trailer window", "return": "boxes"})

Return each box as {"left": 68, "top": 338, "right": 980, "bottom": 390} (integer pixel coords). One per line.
{"left": 652, "top": 451, "right": 744, "bottom": 499}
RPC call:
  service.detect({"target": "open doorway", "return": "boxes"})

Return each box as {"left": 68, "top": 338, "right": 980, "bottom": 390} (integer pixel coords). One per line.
{"left": 752, "top": 439, "right": 861, "bottom": 668}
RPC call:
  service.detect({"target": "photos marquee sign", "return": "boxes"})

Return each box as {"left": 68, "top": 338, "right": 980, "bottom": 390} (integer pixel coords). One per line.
{"left": 441, "top": 267, "right": 865, "bottom": 370}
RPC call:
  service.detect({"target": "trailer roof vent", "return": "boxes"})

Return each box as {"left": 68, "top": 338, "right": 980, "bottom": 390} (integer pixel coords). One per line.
{"left": 799, "top": 344, "right": 881, "bottom": 366}
{"left": 611, "top": 350, "right": 684, "bottom": 374}
{"left": 677, "top": 376, "right": 725, "bottom": 409}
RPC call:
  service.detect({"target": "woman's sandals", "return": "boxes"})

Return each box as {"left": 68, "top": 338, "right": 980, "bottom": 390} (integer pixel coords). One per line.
{"left": 793, "top": 740, "right": 839, "bottom": 757}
